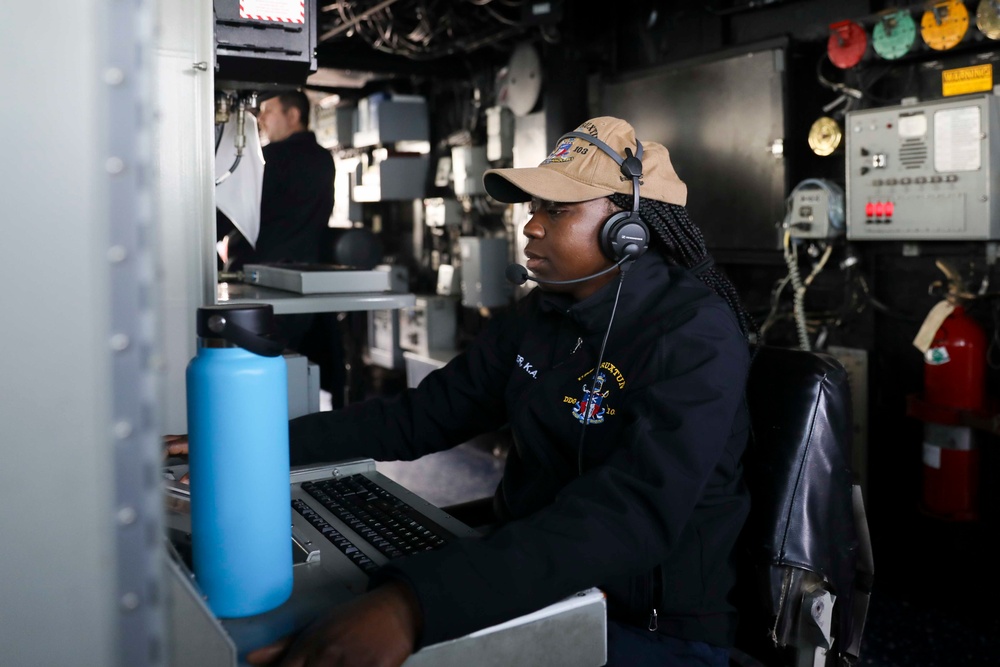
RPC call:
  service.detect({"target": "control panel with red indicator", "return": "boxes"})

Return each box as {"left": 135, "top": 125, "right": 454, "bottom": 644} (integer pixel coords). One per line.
{"left": 845, "top": 94, "right": 1000, "bottom": 240}
{"left": 864, "top": 200, "right": 896, "bottom": 223}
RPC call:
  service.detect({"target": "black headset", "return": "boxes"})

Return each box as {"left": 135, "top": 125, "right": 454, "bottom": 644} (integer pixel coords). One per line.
{"left": 559, "top": 131, "right": 650, "bottom": 263}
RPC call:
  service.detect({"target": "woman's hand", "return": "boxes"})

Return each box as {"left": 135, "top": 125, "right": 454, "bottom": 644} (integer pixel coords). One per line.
{"left": 246, "top": 581, "right": 422, "bottom": 667}
{"left": 163, "top": 435, "right": 190, "bottom": 483}
{"left": 164, "top": 434, "right": 189, "bottom": 459}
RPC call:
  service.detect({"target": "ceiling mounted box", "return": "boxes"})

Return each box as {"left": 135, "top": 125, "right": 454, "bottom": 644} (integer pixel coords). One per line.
{"left": 213, "top": 0, "right": 317, "bottom": 87}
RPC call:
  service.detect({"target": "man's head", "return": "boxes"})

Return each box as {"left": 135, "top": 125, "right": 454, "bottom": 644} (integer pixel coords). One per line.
{"left": 258, "top": 90, "right": 311, "bottom": 144}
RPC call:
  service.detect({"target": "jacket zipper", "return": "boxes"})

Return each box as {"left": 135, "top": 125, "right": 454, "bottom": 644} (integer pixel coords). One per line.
{"left": 648, "top": 565, "right": 663, "bottom": 632}
{"left": 552, "top": 335, "right": 584, "bottom": 370}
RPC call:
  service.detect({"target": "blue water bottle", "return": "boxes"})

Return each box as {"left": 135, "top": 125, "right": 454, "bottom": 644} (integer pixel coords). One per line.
{"left": 186, "top": 304, "right": 293, "bottom": 618}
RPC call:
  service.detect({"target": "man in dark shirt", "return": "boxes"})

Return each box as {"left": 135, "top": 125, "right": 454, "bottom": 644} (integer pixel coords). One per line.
{"left": 221, "top": 90, "right": 337, "bottom": 354}
{"left": 230, "top": 90, "right": 335, "bottom": 268}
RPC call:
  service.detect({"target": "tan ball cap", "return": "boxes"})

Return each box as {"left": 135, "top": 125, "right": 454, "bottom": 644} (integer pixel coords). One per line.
{"left": 483, "top": 116, "right": 687, "bottom": 206}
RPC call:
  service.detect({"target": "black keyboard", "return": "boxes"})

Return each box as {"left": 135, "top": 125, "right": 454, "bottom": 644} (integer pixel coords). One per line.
{"left": 293, "top": 498, "right": 379, "bottom": 573}
{"left": 296, "top": 476, "right": 454, "bottom": 568}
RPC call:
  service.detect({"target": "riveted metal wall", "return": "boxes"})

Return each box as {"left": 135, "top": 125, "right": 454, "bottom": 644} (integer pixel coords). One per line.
{"left": 0, "top": 0, "right": 165, "bottom": 665}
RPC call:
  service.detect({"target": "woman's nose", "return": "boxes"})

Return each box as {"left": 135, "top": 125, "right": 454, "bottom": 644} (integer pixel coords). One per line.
{"left": 523, "top": 214, "right": 545, "bottom": 239}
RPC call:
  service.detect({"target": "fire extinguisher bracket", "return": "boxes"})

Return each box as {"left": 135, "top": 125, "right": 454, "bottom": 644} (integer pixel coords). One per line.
{"left": 906, "top": 393, "right": 1000, "bottom": 431}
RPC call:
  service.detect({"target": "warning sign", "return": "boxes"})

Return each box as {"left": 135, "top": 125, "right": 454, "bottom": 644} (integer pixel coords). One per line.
{"left": 941, "top": 64, "right": 993, "bottom": 97}
{"left": 240, "top": 0, "right": 304, "bottom": 24}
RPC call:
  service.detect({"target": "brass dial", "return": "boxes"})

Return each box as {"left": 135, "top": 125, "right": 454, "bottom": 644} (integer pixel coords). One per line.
{"left": 977, "top": 0, "right": 1000, "bottom": 39}
{"left": 808, "top": 116, "right": 843, "bottom": 157}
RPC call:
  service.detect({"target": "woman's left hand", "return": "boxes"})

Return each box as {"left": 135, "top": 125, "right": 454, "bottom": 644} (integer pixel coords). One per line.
{"left": 246, "top": 580, "right": 422, "bottom": 667}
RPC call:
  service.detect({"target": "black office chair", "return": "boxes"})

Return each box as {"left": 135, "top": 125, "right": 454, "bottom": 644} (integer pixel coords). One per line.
{"left": 731, "top": 346, "right": 874, "bottom": 667}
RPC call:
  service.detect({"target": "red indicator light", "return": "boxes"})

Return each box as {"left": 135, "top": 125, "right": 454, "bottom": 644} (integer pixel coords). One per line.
{"left": 865, "top": 202, "right": 875, "bottom": 217}
{"left": 874, "top": 202, "right": 885, "bottom": 217}
{"left": 885, "top": 201, "right": 894, "bottom": 217}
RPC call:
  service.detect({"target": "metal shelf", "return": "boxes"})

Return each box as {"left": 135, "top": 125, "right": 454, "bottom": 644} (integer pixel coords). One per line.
{"left": 218, "top": 282, "right": 416, "bottom": 315}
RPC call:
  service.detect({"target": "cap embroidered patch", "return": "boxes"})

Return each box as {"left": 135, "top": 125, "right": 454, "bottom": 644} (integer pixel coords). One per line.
{"left": 543, "top": 139, "right": 575, "bottom": 164}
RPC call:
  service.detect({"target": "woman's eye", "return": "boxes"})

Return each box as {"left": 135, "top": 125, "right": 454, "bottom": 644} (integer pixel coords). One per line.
{"left": 527, "top": 202, "right": 566, "bottom": 217}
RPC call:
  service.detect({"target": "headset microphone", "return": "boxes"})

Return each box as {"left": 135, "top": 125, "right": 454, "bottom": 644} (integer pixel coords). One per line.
{"left": 505, "top": 255, "right": 632, "bottom": 287}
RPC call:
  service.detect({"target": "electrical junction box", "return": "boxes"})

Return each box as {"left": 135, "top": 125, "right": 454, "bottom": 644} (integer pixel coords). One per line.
{"left": 314, "top": 105, "right": 356, "bottom": 149}
{"left": 459, "top": 237, "right": 510, "bottom": 309}
{"left": 398, "top": 296, "right": 458, "bottom": 355}
{"left": 367, "top": 309, "right": 403, "bottom": 370}
{"left": 436, "top": 264, "right": 461, "bottom": 296}
{"left": 787, "top": 181, "right": 845, "bottom": 240}
{"left": 486, "top": 106, "right": 515, "bottom": 162}
{"left": 424, "top": 198, "right": 463, "bottom": 227}
{"left": 332, "top": 155, "right": 363, "bottom": 225}
{"left": 451, "top": 145, "right": 490, "bottom": 197}
{"left": 845, "top": 93, "right": 1000, "bottom": 240}
{"left": 788, "top": 189, "right": 832, "bottom": 239}
{"left": 284, "top": 354, "right": 320, "bottom": 419}
{"left": 353, "top": 94, "right": 428, "bottom": 147}
{"left": 353, "top": 151, "right": 430, "bottom": 202}
{"left": 433, "top": 156, "right": 453, "bottom": 188}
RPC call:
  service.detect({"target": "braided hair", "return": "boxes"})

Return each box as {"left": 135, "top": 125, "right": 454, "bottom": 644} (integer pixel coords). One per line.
{"left": 608, "top": 193, "right": 758, "bottom": 344}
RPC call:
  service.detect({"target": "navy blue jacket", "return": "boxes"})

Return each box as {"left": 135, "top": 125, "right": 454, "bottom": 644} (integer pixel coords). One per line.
{"left": 288, "top": 249, "right": 751, "bottom": 648}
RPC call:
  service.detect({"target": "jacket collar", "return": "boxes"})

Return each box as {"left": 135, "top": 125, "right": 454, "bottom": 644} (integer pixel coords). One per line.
{"left": 538, "top": 251, "right": 675, "bottom": 335}
{"left": 270, "top": 130, "right": 316, "bottom": 146}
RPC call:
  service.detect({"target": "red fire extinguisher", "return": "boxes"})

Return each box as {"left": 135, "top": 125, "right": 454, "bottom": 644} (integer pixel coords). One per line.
{"left": 923, "top": 304, "right": 986, "bottom": 412}
{"left": 918, "top": 262, "right": 987, "bottom": 520}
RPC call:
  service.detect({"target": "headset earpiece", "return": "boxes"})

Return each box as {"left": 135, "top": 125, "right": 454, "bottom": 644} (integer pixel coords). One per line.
{"left": 599, "top": 210, "right": 649, "bottom": 261}
{"left": 558, "top": 130, "right": 651, "bottom": 263}
{"left": 599, "top": 146, "right": 648, "bottom": 261}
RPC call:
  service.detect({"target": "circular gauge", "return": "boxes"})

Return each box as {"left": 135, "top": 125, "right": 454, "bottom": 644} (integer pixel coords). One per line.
{"left": 808, "top": 116, "right": 844, "bottom": 157}
{"left": 977, "top": 0, "right": 1000, "bottom": 39}
{"left": 827, "top": 20, "right": 868, "bottom": 69}
{"left": 872, "top": 10, "right": 918, "bottom": 59}
{"left": 921, "top": 0, "right": 969, "bottom": 51}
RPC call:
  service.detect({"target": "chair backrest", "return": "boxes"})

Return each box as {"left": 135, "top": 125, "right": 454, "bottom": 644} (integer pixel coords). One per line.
{"left": 733, "top": 346, "right": 873, "bottom": 666}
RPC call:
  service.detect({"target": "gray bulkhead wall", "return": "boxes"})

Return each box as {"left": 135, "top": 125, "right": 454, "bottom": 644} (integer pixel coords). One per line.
{"left": 1, "top": 0, "right": 170, "bottom": 665}
{"left": 156, "top": 0, "right": 218, "bottom": 434}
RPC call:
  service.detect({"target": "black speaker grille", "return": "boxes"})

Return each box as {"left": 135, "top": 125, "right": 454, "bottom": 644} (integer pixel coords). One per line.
{"left": 899, "top": 138, "right": 927, "bottom": 169}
